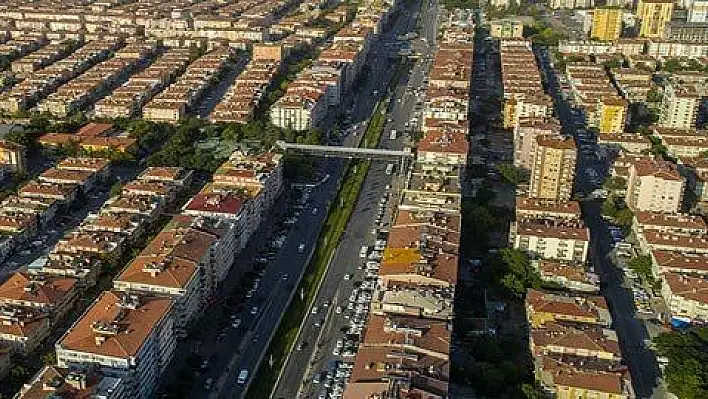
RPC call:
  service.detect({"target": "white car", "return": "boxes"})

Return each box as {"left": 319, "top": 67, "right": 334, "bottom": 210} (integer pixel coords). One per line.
{"left": 343, "top": 273, "right": 352, "bottom": 280}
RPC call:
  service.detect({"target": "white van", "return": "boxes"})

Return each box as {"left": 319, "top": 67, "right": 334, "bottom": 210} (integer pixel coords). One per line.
{"left": 237, "top": 369, "right": 249, "bottom": 385}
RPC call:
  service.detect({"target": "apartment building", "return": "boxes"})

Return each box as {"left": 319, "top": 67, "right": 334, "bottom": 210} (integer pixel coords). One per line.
{"left": 0, "top": 272, "right": 79, "bottom": 321}
{"left": 665, "top": 21, "right": 708, "bottom": 44}
{"left": 526, "top": 289, "right": 610, "bottom": 327}
{"left": 591, "top": 8, "right": 622, "bottom": 41}
{"left": 548, "top": 0, "right": 594, "bottom": 9}
{"left": 661, "top": 273, "right": 708, "bottom": 323}
{"left": 626, "top": 157, "right": 685, "bottom": 213}
{"left": 143, "top": 47, "right": 233, "bottom": 123}
{"left": 659, "top": 83, "right": 701, "bottom": 130}
{"left": 416, "top": 131, "right": 469, "bottom": 166}
{"left": 597, "top": 97, "right": 628, "bottom": 134}
{"left": 529, "top": 136, "right": 577, "bottom": 201}
{"left": 56, "top": 291, "right": 175, "bottom": 399}
{"left": 637, "top": 0, "right": 674, "bottom": 38}
{"left": 344, "top": 11, "right": 469, "bottom": 397}
{"left": 37, "top": 42, "right": 158, "bottom": 117}
{"left": 500, "top": 41, "right": 552, "bottom": 129}
{"left": 516, "top": 197, "right": 582, "bottom": 221}
{"left": 645, "top": 40, "right": 708, "bottom": 58}
{"left": 0, "top": 139, "right": 26, "bottom": 173}
{"left": 609, "top": 68, "right": 653, "bottom": 104}
{"left": 0, "top": 306, "right": 51, "bottom": 355}
{"left": 490, "top": 18, "right": 524, "bottom": 39}
{"left": 535, "top": 355, "right": 633, "bottom": 398}
{"left": 510, "top": 218, "right": 590, "bottom": 262}
{"left": 16, "top": 366, "right": 125, "bottom": 399}
{"left": 513, "top": 120, "right": 562, "bottom": 170}
{"left": 597, "top": 133, "right": 652, "bottom": 154}
{"left": 689, "top": 0, "right": 708, "bottom": 23}
{"left": 94, "top": 48, "right": 192, "bottom": 119}
{"left": 651, "top": 250, "right": 708, "bottom": 276}
{"left": 533, "top": 259, "right": 599, "bottom": 292}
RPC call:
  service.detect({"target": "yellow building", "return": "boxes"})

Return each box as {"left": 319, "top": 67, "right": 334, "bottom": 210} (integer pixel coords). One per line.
{"left": 592, "top": 8, "right": 623, "bottom": 41}
{"left": 597, "top": 97, "right": 628, "bottom": 134}
{"left": 637, "top": 0, "right": 675, "bottom": 38}
{"left": 529, "top": 136, "right": 578, "bottom": 201}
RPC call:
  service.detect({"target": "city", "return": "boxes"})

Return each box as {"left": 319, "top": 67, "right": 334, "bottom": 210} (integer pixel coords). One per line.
{"left": 0, "top": 0, "right": 704, "bottom": 399}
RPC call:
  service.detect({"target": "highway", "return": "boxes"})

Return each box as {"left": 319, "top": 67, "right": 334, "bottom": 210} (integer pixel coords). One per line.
{"left": 534, "top": 46, "right": 665, "bottom": 398}
{"left": 160, "top": 5, "right": 425, "bottom": 399}
{"left": 272, "top": 2, "right": 440, "bottom": 398}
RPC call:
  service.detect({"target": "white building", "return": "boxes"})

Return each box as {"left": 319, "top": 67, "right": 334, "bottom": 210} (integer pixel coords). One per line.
{"left": 55, "top": 291, "right": 175, "bottom": 399}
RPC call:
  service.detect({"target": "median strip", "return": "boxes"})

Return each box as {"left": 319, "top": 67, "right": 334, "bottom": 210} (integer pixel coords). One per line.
{"left": 245, "top": 60, "right": 403, "bottom": 398}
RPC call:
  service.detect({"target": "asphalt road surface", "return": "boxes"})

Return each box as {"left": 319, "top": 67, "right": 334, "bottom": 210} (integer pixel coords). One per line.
{"left": 272, "top": 2, "right": 440, "bottom": 398}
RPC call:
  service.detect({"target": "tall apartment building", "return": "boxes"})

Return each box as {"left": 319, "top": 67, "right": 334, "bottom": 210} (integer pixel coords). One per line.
{"left": 689, "top": 0, "right": 708, "bottom": 22}
{"left": 637, "top": 0, "right": 675, "bottom": 38}
{"left": 529, "top": 136, "right": 577, "bottom": 201}
{"left": 591, "top": 8, "right": 623, "bottom": 41}
{"left": 626, "top": 158, "right": 686, "bottom": 213}
{"left": 490, "top": 18, "right": 524, "bottom": 39}
{"left": 55, "top": 291, "right": 175, "bottom": 399}
{"left": 598, "top": 97, "right": 628, "bottom": 134}
{"left": 659, "top": 84, "right": 700, "bottom": 129}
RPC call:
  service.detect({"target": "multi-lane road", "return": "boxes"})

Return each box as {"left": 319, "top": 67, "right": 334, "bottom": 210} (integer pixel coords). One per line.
{"left": 160, "top": 3, "right": 431, "bottom": 399}
{"left": 272, "top": 2, "right": 440, "bottom": 398}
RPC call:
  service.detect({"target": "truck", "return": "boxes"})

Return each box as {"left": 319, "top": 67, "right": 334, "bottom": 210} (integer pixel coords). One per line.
{"left": 389, "top": 129, "right": 397, "bottom": 140}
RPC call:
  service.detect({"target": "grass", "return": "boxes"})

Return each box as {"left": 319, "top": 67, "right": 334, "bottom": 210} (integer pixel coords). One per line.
{"left": 244, "top": 57, "right": 403, "bottom": 399}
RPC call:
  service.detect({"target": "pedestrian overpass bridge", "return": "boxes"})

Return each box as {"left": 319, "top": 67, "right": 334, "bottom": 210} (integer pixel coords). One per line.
{"left": 275, "top": 141, "right": 414, "bottom": 161}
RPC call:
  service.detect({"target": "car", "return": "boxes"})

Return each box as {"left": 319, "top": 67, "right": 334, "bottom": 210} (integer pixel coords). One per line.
{"left": 335, "top": 306, "right": 343, "bottom": 314}
{"left": 311, "top": 306, "right": 319, "bottom": 314}
{"left": 204, "top": 378, "right": 213, "bottom": 390}
{"left": 332, "top": 347, "right": 341, "bottom": 356}
{"left": 336, "top": 339, "right": 344, "bottom": 348}
{"left": 298, "top": 243, "right": 306, "bottom": 254}
{"left": 237, "top": 369, "right": 249, "bottom": 385}
{"left": 323, "top": 301, "right": 330, "bottom": 308}
{"left": 312, "top": 207, "right": 318, "bottom": 215}
{"left": 200, "top": 359, "right": 209, "bottom": 370}
{"left": 232, "top": 318, "right": 242, "bottom": 328}
{"left": 250, "top": 306, "right": 258, "bottom": 315}
{"left": 296, "top": 342, "right": 306, "bottom": 351}
{"left": 313, "top": 373, "right": 322, "bottom": 384}
{"left": 314, "top": 319, "right": 322, "bottom": 328}
{"left": 343, "top": 273, "right": 352, "bottom": 280}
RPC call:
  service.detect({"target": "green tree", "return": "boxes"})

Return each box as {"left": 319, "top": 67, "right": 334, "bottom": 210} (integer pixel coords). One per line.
{"left": 109, "top": 181, "right": 124, "bottom": 197}
{"left": 628, "top": 255, "right": 653, "bottom": 280}
{"left": 603, "top": 176, "right": 627, "bottom": 191}
{"left": 497, "top": 164, "right": 529, "bottom": 186}
{"left": 653, "top": 328, "right": 708, "bottom": 399}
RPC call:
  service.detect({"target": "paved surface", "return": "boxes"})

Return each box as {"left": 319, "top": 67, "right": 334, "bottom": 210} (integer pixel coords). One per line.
{"left": 165, "top": 8, "right": 419, "bottom": 398}
{"left": 272, "top": 2, "right": 440, "bottom": 398}
{"left": 0, "top": 164, "right": 140, "bottom": 278}
{"left": 535, "top": 46, "right": 665, "bottom": 398}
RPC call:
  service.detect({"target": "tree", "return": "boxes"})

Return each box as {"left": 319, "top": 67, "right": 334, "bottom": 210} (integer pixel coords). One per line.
{"left": 487, "top": 248, "right": 541, "bottom": 298}
{"left": 42, "top": 351, "right": 57, "bottom": 365}
{"left": 497, "top": 164, "right": 529, "bottom": 186}
{"left": 653, "top": 328, "right": 708, "bottom": 399}
{"left": 109, "top": 181, "right": 124, "bottom": 198}
{"left": 603, "top": 176, "right": 627, "bottom": 191}
{"left": 628, "top": 255, "right": 653, "bottom": 281}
